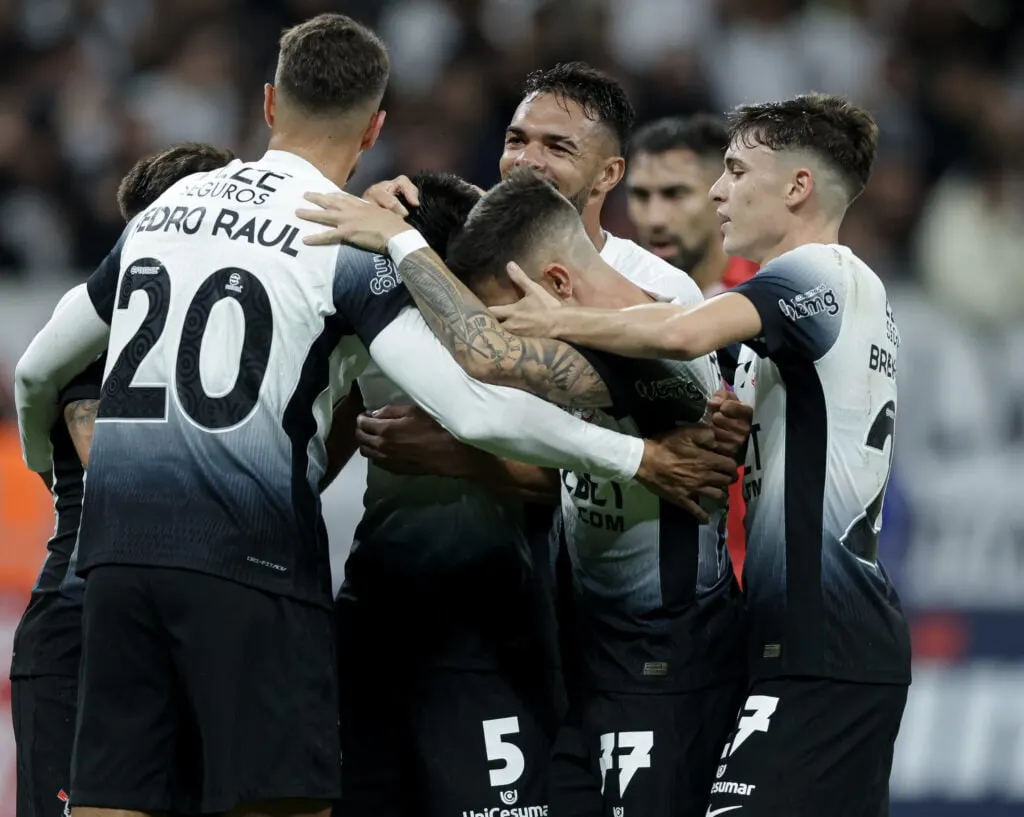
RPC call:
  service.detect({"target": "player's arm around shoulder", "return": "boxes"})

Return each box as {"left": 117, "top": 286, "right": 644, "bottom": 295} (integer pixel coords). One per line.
{"left": 301, "top": 192, "right": 613, "bottom": 409}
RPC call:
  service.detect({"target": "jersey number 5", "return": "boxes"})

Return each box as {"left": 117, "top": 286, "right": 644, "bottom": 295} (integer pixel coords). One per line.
{"left": 841, "top": 400, "right": 896, "bottom": 562}
{"left": 100, "top": 258, "right": 273, "bottom": 431}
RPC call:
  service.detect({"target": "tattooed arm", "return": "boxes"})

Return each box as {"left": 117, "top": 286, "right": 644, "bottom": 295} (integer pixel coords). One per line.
{"left": 394, "top": 246, "right": 611, "bottom": 409}
{"left": 298, "top": 192, "right": 609, "bottom": 408}
{"left": 64, "top": 399, "right": 99, "bottom": 468}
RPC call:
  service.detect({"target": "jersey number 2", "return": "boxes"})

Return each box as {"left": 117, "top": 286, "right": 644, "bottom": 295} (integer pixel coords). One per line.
{"left": 841, "top": 399, "right": 896, "bottom": 562}
{"left": 101, "top": 258, "right": 273, "bottom": 430}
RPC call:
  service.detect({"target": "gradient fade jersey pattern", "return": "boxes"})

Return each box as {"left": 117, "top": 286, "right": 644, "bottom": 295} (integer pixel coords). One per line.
{"left": 76, "top": 151, "right": 394, "bottom": 608}
{"left": 732, "top": 243, "right": 911, "bottom": 683}
{"left": 566, "top": 245, "right": 744, "bottom": 693}
{"left": 342, "top": 360, "right": 528, "bottom": 601}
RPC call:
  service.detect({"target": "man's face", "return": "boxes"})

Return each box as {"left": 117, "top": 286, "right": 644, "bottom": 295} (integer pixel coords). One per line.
{"left": 626, "top": 149, "right": 719, "bottom": 271}
{"left": 709, "top": 137, "right": 790, "bottom": 263}
{"left": 499, "top": 92, "right": 608, "bottom": 212}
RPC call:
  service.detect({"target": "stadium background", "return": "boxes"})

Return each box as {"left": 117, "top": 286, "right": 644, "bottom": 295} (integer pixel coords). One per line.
{"left": 0, "top": 0, "right": 1021, "bottom": 813}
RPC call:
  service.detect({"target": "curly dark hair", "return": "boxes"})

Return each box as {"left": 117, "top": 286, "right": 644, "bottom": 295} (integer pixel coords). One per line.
{"left": 522, "top": 61, "right": 635, "bottom": 154}
{"left": 400, "top": 171, "right": 481, "bottom": 260}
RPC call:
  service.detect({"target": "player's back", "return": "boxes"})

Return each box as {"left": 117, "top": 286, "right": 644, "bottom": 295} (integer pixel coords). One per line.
{"left": 733, "top": 243, "right": 910, "bottom": 683}
{"left": 78, "top": 151, "right": 366, "bottom": 607}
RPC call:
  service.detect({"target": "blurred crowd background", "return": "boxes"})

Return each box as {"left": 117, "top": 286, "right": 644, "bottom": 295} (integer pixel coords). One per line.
{"left": 0, "top": 0, "right": 1022, "bottom": 814}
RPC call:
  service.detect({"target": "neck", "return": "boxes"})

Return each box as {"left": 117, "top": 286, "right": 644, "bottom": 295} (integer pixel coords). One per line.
{"left": 755, "top": 213, "right": 841, "bottom": 266}
{"left": 581, "top": 198, "right": 607, "bottom": 252}
{"left": 687, "top": 237, "right": 730, "bottom": 294}
{"left": 573, "top": 258, "right": 651, "bottom": 308}
{"left": 267, "top": 130, "right": 360, "bottom": 190}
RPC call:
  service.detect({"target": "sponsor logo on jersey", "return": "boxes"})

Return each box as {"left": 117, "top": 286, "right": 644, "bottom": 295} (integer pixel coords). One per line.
{"left": 634, "top": 376, "right": 704, "bottom": 404}
{"left": 777, "top": 283, "right": 839, "bottom": 321}
{"left": 369, "top": 254, "right": 401, "bottom": 295}
{"left": 461, "top": 807, "right": 549, "bottom": 817}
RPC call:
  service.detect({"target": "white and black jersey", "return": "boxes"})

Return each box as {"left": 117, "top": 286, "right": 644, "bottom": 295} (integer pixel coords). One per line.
{"left": 561, "top": 267, "right": 745, "bottom": 694}
{"left": 15, "top": 152, "right": 648, "bottom": 611}
{"left": 732, "top": 243, "right": 911, "bottom": 683}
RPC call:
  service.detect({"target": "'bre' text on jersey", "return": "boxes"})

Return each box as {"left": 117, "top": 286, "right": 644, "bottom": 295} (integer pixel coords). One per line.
{"left": 731, "top": 243, "right": 911, "bottom": 685}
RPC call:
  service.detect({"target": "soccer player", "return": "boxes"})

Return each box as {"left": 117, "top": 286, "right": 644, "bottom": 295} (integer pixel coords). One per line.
{"left": 490, "top": 93, "right": 913, "bottom": 817}
{"left": 335, "top": 170, "right": 740, "bottom": 817}
{"left": 333, "top": 170, "right": 568, "bottom": 817}
{"left": 362, "top": 62, "right": 693, "bottom": 309}
{"left": 440, "top": 169, "right": 749, "bottom": 817}
{"left": 625, "top": 114, "right": 758, "bottom": 578}
{"left": 626, "top": 115, "right": 757, "bottom": 297}
{"left": 9, "top": 141, "right": 234, "bottom": 817}
{"left": 13, "top": 15, "right": 727, "bottom": 817}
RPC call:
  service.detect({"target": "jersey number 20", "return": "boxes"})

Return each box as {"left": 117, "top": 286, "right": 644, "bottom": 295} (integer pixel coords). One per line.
{"left": 101, "top": 258, "right": 272, "bottom": 430}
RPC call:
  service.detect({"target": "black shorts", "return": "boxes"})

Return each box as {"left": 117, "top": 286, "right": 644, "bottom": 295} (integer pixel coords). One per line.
{"left": 335, "top": 597, "right": 555, "bottom": 817}
{"left": 706, "top": 677, "right": 908, "bottom": 817}
{"left": 72, "top": 565, "right": 341, "bottom": 813}
{"left": 550, "top": 680, "right": 745, "bottom": 817}
{"left": 12, "top": 675, "right": 77, "bottom": 817}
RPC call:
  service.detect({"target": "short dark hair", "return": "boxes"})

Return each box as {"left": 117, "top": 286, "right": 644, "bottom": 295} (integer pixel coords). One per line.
{"left": 276, "top": 13, "right": 389, "bottom": 116}
{"left": 522, "top": 62, "right": 635, "bottom": 154}
{"left": 627, "top": 114, "right": 728, "bottom": 164}
{"left": 118, "top": 142, "right": 235, "bottom": 221}
{"left": 447, "top": 168, "right": 581, "bottom": 286}
{"left": 727, "top": 92, "right": 878, "bottom": 202}
{"left": 401, "top": 171, "right": 481, "bottom": 260}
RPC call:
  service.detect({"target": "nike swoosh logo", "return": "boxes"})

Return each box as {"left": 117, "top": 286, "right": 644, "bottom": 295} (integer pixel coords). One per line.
{"left": 706, "top": 807, "right": 743, "bottom": 817}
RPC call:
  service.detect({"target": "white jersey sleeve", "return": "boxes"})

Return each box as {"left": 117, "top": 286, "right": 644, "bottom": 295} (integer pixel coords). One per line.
{"left": 14, "top": 240, "right": 122, "bottom": 472}
{"left": 365, "top": 308, "right": 644, "bottom": 480}
{"left": 324, "top": 248, "right": 645, "bottom": 483}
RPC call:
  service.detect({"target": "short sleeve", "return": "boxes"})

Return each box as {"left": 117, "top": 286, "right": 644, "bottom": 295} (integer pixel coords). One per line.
{"left": 732, "top": 248, "right": 846, "bottom": 362}
{"left": 331, "top": 244, "right": 413, "bottom": 346}
{"left": 86, "top": 223, "right": 134, "bottom": 325}
{"left": 59, "top": 353, "right": 106, "bottom": 409}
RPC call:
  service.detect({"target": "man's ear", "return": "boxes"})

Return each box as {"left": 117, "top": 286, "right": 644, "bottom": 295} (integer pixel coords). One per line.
{"left": 541, "top": 263, "right": 574, "bottom": 300}
{"left": 361, "top": 109, "right": 386, "bottom": 151}
{"left": 264, "top": 84, "right": 276, "bottom": 128}
{"left": 593, "top": 155, "right": 626, "bottom": 196}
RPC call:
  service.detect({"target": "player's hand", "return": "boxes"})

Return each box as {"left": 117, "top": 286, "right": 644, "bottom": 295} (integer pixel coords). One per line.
{"left": 489, "top": 262, "right": 563, "bottom": 337}
{"left": 708, "top": 388, "right": 753, "bottom": 461}
{"left": 297, "top": 191, "right": 409, "bottom": 252}
{"left": 356, "top": 404, "right": 482, "bottom": 478}
{"left": 634, "top": 426, "right": 738, "bottom": 522}
{"left": 362, "top": 175, "right": 419, "bottom": 217}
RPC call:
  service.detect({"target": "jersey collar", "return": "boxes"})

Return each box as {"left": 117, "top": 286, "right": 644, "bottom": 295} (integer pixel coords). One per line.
{"left": 258, "top": 149, "right": 337, "bottom": 187}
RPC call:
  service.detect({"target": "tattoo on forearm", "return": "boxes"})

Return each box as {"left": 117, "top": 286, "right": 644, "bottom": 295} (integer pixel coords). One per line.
{"left": 65, "top": 399, "right": 99, "bottom": 428}
{"left": 398, "top": 250, "right": 610, "bottom": 408}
